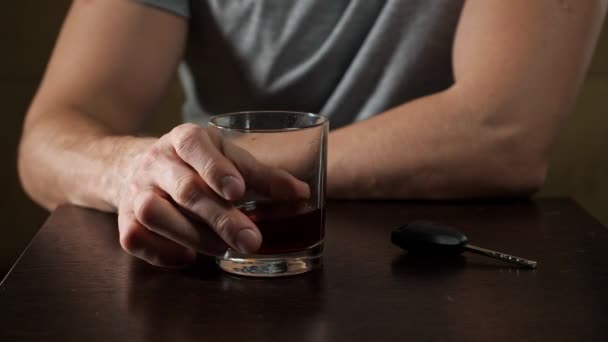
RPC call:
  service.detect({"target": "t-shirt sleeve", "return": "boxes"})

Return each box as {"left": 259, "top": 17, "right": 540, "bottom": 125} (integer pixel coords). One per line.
{"left": 134, "top": 0, "right": 190, "bottom": 18}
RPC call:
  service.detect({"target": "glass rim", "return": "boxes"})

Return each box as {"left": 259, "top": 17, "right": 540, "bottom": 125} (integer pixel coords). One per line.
{"left": 208, "top": 110, "right": 328, "bottom": 133}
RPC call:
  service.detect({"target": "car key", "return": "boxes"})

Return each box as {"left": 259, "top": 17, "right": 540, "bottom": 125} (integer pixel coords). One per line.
{"left": 391, "top": 221, "right": 538, "bottom": 269}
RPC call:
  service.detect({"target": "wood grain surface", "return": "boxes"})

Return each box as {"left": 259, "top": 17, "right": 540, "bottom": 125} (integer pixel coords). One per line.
{"left": 1, "top": 199, "right": 607, "bottom": 341}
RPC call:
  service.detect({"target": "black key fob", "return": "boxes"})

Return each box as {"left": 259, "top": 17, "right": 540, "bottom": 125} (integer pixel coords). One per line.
{"left": 391, "top": 221, "right": 468, "bottom": 256}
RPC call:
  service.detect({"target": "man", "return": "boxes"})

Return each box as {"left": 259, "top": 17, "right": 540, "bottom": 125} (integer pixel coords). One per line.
{"left": 18, "top": 0, "right": 607, "bottom": 266}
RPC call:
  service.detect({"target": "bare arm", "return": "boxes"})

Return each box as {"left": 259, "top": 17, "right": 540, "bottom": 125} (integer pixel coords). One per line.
{"left": 19, "top": 0, "right": 283, "bottom": 266}
{"left": 327, "top": 0, "right": 608, "bottom": 198}
{"left": 19, "top": 0, "right": 186, "bottom": 211}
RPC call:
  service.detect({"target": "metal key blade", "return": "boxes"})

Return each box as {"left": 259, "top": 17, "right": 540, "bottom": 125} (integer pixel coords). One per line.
{"left": 464, "top": 244, "right": 538, "bottom": 269}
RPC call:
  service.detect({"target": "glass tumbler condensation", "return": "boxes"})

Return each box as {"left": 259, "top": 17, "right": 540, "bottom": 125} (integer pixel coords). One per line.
{"left": 208, "top": 111, "right": 328, "bottom": 277}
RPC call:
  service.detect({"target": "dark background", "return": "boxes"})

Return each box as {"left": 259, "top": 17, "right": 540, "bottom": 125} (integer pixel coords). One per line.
{"left": 1, "top": 1, "right": 607, "bottom": 278}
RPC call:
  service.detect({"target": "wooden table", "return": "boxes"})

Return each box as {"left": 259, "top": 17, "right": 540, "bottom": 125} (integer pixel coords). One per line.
{"left": 1, "top": 199, "right": 607, "bottom": 341}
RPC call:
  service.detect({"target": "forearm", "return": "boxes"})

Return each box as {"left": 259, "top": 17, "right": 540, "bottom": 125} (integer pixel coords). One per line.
{"left": 16, "top": 0, "right": 189, "bottom": 212}
{"left": 327, "top": 0, "right": 607, "bottom": 200}
{"left": 327, "top": 87, "right": 546, "bottom": 199}
{"left": 18, "top": 108, "right": 155, "bottom": 212}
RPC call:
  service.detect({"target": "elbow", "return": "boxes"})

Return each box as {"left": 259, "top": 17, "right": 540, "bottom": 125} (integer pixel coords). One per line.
{"left": 18, "top": 109, "right": 36, "bottom": 202}
{"left": 18, "top": 136, "right": 39, "bottom": 206}
{"left": 18, "top": 103, "right": 60, "bottom": 211}
{"left": 17, "top": 130, "right": 54, "bottom": 211}
{"left": 498, "top": 160, "right": 547, "bottom": 198}
{"left": 461, "top": 99, "right": 555, "bottom": 198}
{"left": 483, "top": 135, "right": 550, "bottom": 198}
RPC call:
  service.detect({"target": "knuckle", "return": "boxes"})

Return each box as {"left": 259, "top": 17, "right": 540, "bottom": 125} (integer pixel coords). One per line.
{"left": 133, "top": 193, "right": 157, "bottom": 227}
{"left": 212, "top": 212, "right": 233, "bottom": 237}
{"left": 121, "top": 176, "right": 140, "bottom": 199}
{"left": 172, "top": 124, "right": 201, "bottom": 155}
{"left": 139, "top": 146, "right": 163, "bottom": 170}
{"left": 200, "top": 158, "right": 220, "bottom": 182}
{"left": 174, "top": 174, "right": 202, "bottom": 207}
{"left": 126, "top": 180, "right": 139, "bottom": 197}
{"left": 119, "top": 222, "right": 143, "bottom": 254}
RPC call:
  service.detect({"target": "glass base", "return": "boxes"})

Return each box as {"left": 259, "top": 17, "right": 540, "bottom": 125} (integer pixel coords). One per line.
{"left": 216, "top": 242, "right": 323, "bottom": 277}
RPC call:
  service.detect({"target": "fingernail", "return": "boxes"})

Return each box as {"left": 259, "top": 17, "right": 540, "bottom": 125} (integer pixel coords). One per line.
{"left": 221, "top": 176, "right": 243, "bottom": 200}
{"left": 236, "top": 228, "right": 260, "bottom": 253}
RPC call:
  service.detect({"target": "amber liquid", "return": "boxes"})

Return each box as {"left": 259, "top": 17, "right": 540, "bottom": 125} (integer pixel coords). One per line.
{"left": 238, "top": 201, "right": 324, "bottom": 254}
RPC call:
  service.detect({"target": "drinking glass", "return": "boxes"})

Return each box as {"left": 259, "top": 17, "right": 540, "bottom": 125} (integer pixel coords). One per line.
{"left": 208, "top": 111, "right": 328, "bottom": 277}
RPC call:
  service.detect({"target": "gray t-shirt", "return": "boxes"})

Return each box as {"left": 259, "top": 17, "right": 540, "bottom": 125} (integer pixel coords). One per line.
{"left": 137, "top": 0, "right": 463, "bottom": 128}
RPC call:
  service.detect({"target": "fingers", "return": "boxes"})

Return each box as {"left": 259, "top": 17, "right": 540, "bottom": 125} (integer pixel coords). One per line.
{"left": 256, "top": 166, "right": 311, "bottom": 200}
{"left": 118, "top": 206, "right": 197, "bottom": 267}
{"left": 131, "top": 190, "right": 227, "bottom": 255}
{"left": 119, "top": 123, "right": 270, "bottom": 267}
{"left": 223, "top": 140, "right": 311, "bottom": 200}
{"left": 168, "top": 123, "right": 310, "bottom": 201}
{"left": 152, "top": 162, "right": 262, "bottom": 253}
{"left": 169, "top": 124, "right": 245, "bottom": 201}
{"left": 246, "top": 164, "right": 311, "bottom": 200}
